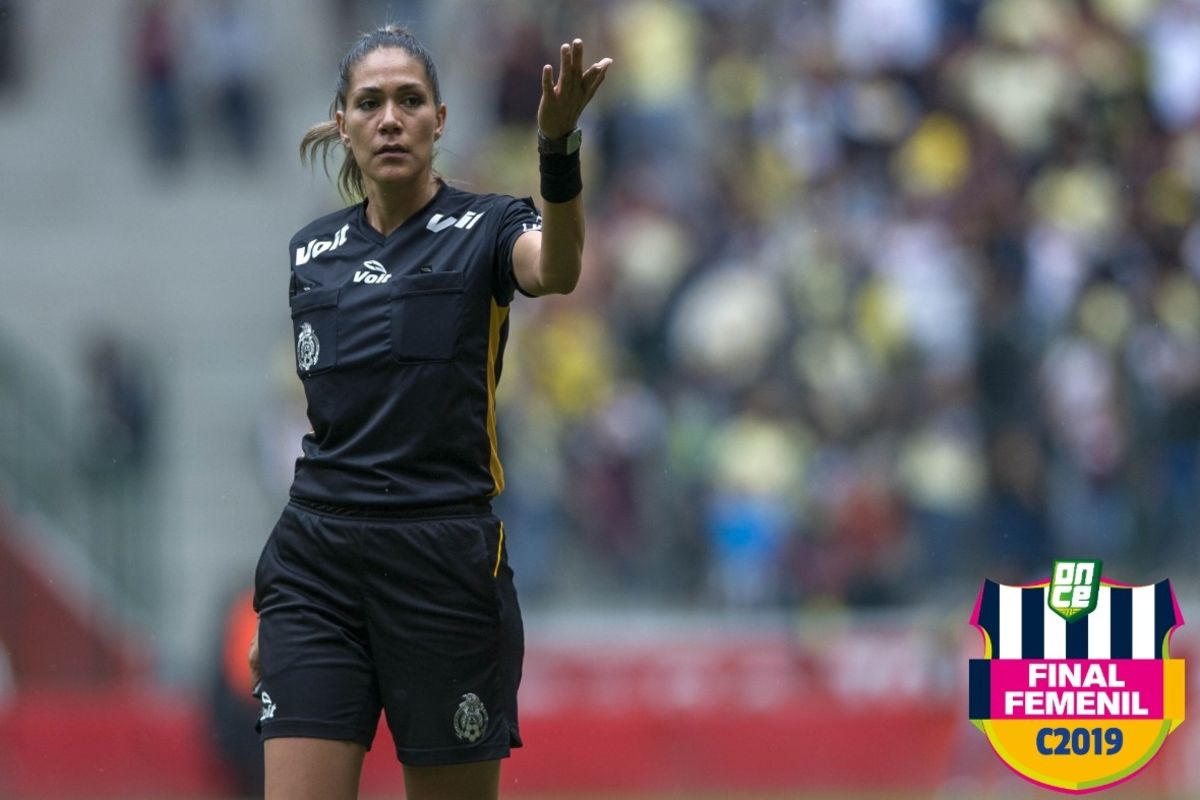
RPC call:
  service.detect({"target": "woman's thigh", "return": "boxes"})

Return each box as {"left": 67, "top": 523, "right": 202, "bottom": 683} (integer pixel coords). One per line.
{"left": 264, "top": 737, "right": 366, "bottom": 800}
{"left": 403, "top": 759, "right": 501, "bottom": 800}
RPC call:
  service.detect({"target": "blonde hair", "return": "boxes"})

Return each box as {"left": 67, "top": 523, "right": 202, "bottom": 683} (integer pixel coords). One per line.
{"left": 300, "top": 25, "right": 443, "bottom": 203}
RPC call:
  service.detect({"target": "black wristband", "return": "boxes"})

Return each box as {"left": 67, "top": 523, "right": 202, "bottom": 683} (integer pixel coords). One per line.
{"left": 539, "top": 151, "right": 582, "bottom": 203}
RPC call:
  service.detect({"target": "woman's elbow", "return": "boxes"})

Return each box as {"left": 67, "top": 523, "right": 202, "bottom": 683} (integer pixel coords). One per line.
{"left": 538, "top": 274, "right": 579, "bottom": 295}
{"left": 538, "top": 256, "right": 582, "bottom": 295}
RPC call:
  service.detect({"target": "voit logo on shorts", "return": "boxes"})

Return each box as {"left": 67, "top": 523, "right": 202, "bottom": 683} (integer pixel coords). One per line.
{"left": 969, "top": 561, "right": 1186, "bottom": 793}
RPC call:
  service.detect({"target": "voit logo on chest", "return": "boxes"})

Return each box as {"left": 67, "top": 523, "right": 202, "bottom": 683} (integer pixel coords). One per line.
{"left": 295, "top": 224, "right": 350, "bottom": 266}
{"left": 353, "top": 260, "right": 391, "bottom": 284}
{"left": 427, "top": 210, "right": 485, "bottom": 233}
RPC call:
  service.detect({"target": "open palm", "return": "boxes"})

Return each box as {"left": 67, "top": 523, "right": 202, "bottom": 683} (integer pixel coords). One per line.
{"left": 538, "top": 38, "right": 613, "bottom": 139}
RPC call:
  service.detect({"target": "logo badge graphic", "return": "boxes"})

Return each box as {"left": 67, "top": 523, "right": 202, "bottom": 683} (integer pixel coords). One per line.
{"left": 970, "top": 567, "right": 1186, "bottom": 793}
{"left": 259, "top": 690, "right": 277, "bottom": 722}
{"left": 427, "top": 210, "right": 486, "bottom": 233}
{"left": 1050, "top": 560, "right": 1102, "bottom": 622}
{"left": 453, "top": 692, "right": 488, "bottom": 743}
{"left": 296, "top": 322, "right": 320, "bottom": 372}
{"left": 354, "top": 259, "right": 391, "bottom": 284}
{"left": 295, "top": 223, "right": 350, "bottom": 266}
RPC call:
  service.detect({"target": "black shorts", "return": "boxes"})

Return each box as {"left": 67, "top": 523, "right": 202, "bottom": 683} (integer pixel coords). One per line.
{"left": 252, "top": 500, "right": 524, "bottom": 765}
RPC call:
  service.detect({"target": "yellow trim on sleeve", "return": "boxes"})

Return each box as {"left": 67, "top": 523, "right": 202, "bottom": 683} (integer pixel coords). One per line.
{"left": 485, "top": 300, "right": 508, "bottom": 497}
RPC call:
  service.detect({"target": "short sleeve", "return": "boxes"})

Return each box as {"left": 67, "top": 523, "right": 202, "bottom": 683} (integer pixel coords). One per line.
{"left": 288, "top": 244, "right": 303, "bottom": 298}
{"left": 493, "top": 195, "right": 542, "bottom": 305}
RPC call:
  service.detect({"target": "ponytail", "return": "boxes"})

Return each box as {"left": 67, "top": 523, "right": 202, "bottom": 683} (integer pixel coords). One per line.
{"left": 299, "top": 115, "right": 365, "bottom": 203}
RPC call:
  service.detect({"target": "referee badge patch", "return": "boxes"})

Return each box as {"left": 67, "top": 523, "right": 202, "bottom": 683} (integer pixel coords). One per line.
{"left": 969, "top": 563, "right": 1186, "bottom": 793}
{"left": 296, "top": 322, "right": 320, "bottom": 372}
{"left": 453, "top": 692, "right": 488, "bottom": 743}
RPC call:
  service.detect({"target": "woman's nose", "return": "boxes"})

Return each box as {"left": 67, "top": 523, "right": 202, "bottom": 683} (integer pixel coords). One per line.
{"left": 380, "top": 101, "right": 402, "bottom": 131}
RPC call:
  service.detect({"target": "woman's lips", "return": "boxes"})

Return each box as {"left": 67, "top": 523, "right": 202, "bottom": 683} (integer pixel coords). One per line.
{"left": 376, "top": 145, "right": 410, "bottom": 158}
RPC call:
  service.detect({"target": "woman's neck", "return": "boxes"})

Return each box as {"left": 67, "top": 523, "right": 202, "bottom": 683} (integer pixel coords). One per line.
{"left": 363, "top": 175, "right": 440, "bottom": 237}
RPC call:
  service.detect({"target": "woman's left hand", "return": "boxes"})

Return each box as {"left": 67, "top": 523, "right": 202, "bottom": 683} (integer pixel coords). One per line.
{"left": 538, "top": 38, "right": 613, "bottom": 139}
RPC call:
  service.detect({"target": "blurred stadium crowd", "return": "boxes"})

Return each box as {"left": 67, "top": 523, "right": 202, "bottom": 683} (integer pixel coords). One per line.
{"left": 459, "top": 0, "right": 1200, "bottom": 608}
{"left": 10, "top": 0, "right": 1200, "bottom": 620}
{"left": 5, "top": 4, "right": 1200, "bottom": 792}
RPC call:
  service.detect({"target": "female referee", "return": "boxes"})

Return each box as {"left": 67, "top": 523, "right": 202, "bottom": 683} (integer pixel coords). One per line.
{"left": 247, "top": 26, "right": 610, "bottom": 800}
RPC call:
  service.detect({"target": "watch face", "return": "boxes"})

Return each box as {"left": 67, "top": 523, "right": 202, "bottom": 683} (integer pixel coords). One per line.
{"left": 540, "top": 128, "right": 582, "bottom": 154}
{"left": 565, "top": 129, "right": 582, "bottom": 154}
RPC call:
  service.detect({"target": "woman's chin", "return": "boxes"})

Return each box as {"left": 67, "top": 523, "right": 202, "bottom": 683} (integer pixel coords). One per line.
{"left": 366, "top": 165, "right": 428, "bottom": 189}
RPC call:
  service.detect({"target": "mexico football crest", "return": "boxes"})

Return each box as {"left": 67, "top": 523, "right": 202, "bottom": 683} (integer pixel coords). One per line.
{"left": 296, "top": 322, "right": 320, "bottom": 372}
{"left": 454, "top": 692, "right": 488, "bottom": 743}
{"left": 969, "top": 564, "right": 1186, "bottom": 792}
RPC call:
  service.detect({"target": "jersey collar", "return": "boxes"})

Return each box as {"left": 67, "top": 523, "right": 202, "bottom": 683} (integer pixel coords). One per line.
{"left": 355, "top": 181, "right": 450, "bottom": 245}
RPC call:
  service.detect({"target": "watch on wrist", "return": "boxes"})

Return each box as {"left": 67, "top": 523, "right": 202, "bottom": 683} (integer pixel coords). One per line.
{"left": 538, "top": 128, "right": 582, "bottom": 155}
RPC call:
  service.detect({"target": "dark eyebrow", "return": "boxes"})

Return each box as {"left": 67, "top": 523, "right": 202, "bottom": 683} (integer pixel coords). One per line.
{"left": 353, "top": 82, "right": 427, "bottom": 96}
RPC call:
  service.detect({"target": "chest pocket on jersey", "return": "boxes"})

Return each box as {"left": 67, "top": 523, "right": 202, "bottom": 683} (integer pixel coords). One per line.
{"left": 390, "top": 270, "right": 464, "bottom": 363}
{"left": 290, "top": 287, "right": 339, "bottom": 376}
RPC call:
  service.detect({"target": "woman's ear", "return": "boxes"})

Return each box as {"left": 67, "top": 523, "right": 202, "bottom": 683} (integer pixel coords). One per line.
{"left": 335, "top": 109, "right": 349, "bottom": 145}
{"left": 435, "top": 103, "right": 447, "bottom": 141}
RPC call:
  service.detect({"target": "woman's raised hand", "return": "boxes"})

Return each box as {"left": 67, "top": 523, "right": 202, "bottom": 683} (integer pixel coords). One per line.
{"left": 538, "top": 38, "right": 612, "bottom": 139}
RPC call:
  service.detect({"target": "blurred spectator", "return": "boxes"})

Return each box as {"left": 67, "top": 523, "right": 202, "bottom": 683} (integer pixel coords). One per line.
{"left": 669, "top": 264, "right": 788, "bottom": 390}
{"left": 207, "top": 586, "right": 262, "bottom": 795}
{"left": 133, "top": 0, "right": 186, "bottom": 167}
{"left": 703, "top": 399, "right": 807, "bottom": 607}
{"left": 1127, "top": 272, "right": 1200, "bottom": 562}
{"left": 871, "top": 212, "right": 977, "bottom": 375}
{"left": 1040, "top": 323, "right": 1134, "bottom": 559}
{"left": 79, "top": 331, "right": 158, "bottom": 609}
{"left": 81, "top": 333, "right": 155, "bottom": 478}
{"left": 949, "top": 1, "right": 1080, "bottom": 157}
{"left": 189, "top": 0, "right": 268, "bottom": 162}
{"left": 605, "top": 0, "right": 703, "bottom": 205}
{"left": 0, "top": 0, "right": 19, "bottom": 95}
{"left": 833, "top": 0, "right": 941, "bottom": 74}
{"left": 571, "top": 380, "right": 668, "bottom": 588}
{"left": 0, "top": 638, "right": 13, "bottom": 705}
{"left": 1144, "top": 0, "right": 1200, "bottom": 131}
{"left": 897, "top": 394, "right": 986, "bottom": 584}
{"left": 492, "top": 392, "right": 568, "bottom": 601}
{"left": 493, "top": 19, "right": 546, "bottom": 128}
{"left": 984, "top": 424, "right": 1050, "bottom": 579}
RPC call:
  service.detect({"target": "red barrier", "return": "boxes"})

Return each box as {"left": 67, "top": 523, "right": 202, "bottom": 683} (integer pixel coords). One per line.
{"left": 0, "top": 687, "right": 234, "bottom": 798}
{"left": 510, "top": 704, "right": 958, "bottom": 794}
{"left": 0, "top": 504, "right": 149, "bottom": 687}
{"left": 359, "top": 631, "right": 965, "bottom": 796}
{"left": 0, "top": 624, "right": 1194, "bottom": 798}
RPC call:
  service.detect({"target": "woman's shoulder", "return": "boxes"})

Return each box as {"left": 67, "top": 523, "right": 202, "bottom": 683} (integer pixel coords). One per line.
{"left": 438, "top": 182, "right": 531, "bottom": 212}
{"left": 290, "top": 204, "right": 360, "bottom": 248}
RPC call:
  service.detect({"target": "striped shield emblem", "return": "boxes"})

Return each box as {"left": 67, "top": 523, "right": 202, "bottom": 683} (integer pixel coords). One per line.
{"left": 968, "top": 574, "right": 1186, "bottom": 793}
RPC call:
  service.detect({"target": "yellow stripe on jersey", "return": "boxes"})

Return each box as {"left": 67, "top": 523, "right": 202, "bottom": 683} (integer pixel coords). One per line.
{"left": 486, "top": 300, "right": 508, "bottom": 497}
{"left": 493, "top": 521, "right": 505, "bottom": 577}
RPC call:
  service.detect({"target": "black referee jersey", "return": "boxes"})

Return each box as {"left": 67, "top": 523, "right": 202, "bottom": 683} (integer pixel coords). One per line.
{"left": 285, "top": 183, "right": 541, "bottom": 509}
